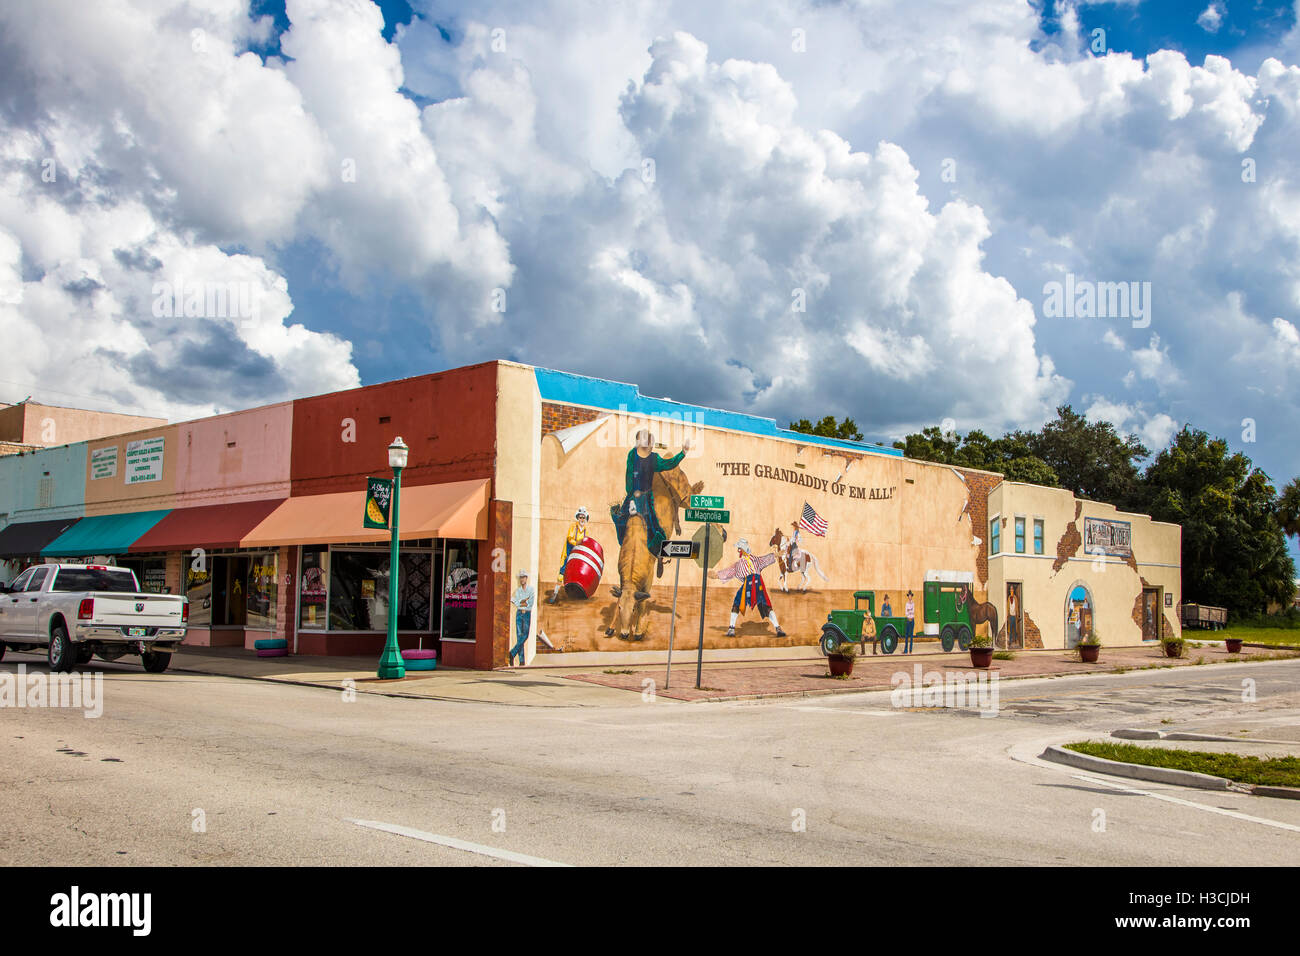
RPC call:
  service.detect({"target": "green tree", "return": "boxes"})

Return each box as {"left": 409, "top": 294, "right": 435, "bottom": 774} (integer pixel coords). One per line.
{"left": 891, "top": 426, "right": 1059, "bottom": 486}
{"left": 788, "top": 415, "right": 864, "bottom": 442}
{"left": 1026, "top": 405, "right": 1148, "bottom": 508}
{"left": 1279, "top": 477, "right": 1300, "bottom": 541}
{"left": 1139, "top": 428, "right": 1296, "bottom": 617}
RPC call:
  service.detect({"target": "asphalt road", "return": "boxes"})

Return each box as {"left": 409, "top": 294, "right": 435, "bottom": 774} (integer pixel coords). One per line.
{"left": 2, "top": 653, "right": 1299, "bottom": 866}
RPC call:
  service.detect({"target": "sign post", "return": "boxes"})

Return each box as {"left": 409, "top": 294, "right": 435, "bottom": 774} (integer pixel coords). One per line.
{"left": 685, "top": 498, "right": 728, "bottom": 691}
{"left": 658, "top": 539, "right": 698, "bottom": 689}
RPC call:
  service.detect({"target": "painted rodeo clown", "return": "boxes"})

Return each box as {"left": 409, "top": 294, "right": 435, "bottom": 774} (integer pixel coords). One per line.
{"left": 550, "top": 506, "right": 605, "bottom": 604}
{"left": 714, "top": 538, "right": 789, "bottom": 638}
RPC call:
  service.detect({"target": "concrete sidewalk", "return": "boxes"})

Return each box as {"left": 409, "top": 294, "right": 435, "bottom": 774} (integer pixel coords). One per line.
{"left": 166, "top": 647, "right": 642, "bottom": 707}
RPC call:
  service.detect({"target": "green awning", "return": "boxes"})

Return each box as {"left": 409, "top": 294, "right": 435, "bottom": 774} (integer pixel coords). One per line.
{"left": 42, "top": 510, "right": 172, "bottom": 557}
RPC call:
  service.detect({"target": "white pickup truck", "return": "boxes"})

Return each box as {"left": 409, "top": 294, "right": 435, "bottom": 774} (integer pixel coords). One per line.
{"left": 0, "top": 563, "right": 188, "bottom": 673}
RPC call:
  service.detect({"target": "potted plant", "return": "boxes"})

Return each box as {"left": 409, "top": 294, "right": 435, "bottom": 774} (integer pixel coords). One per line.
{"left": 1161, "top": 635, "right": 1186, "bottom": 659}
{"left": 828, "top": 642, "right": 857, "bottom": 677}
{"left": 969, "top": 632, "right": 994, "bottom": 668}
{"left": 1077, "top": 632, "right": 1101, "bottom": 663}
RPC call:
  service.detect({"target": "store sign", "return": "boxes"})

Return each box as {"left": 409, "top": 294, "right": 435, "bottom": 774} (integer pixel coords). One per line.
{"left": 363, "top": 477, "right": 392, "bottom": 529}
{"left": 125, "top": 437, "right": 165, "bottom": 484}
{"left": 91, "top": 446, "right": 118, "bottom": 480}
{"left": 1083, "top": 517, "right": 1132, "bottom": 557}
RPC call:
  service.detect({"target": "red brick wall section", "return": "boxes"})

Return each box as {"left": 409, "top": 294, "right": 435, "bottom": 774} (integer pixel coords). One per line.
{"left": 475, "top": 498, "right": 512, "bottom": 670}
{"left": 1023, "top": 610, "right": 1043, "bottom": 649}
{"left": 954, "top": 468, "right": 1002, "bottom": 588}
{"left": 541, "top": 403, "right": 603, "bottom": 439}
{"left": 1053, "top": 500, "right": 1084, "bottom": 575}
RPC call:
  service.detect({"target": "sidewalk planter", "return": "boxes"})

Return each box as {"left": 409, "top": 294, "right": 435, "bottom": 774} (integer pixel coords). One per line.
{"left": 969, "top": 647, "right": 993, "bottom": 668}
{"left": 401, "top": 649, "right": 438, "bottom": 672}
{"left": 1225, "top": 638, "right": 1243, "bottom": 653}
{"left": 1079, "top": 643, "right": 1100, "bottom": 663}
{"left": 827, "top": 654, "right": 854, "bottom": 677}
{"left": 1161, "top": 639, "right": 1185, "bottom": 659}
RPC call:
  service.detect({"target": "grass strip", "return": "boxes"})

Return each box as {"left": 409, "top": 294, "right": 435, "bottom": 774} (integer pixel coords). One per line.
{"left": 1064, "top": 741, "right": 1300, "bottom": 788}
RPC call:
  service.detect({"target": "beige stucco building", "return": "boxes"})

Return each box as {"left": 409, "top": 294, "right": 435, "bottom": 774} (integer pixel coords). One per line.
{"left": 986, "top": 481, "right": 1182, "bottom": 651}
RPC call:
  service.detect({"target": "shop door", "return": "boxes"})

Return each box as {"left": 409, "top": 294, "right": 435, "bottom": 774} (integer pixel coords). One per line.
{"left": 1006, "top": 583, "right": 1023, "bottom": 650}
{"left": 1141, "top": 588, "right": 1160, "bottom": 641}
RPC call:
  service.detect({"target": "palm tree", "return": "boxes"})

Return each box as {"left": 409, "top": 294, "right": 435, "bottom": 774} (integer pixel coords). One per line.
{"left": 1280, "top": 477, "right": 1300, "bottom": 541}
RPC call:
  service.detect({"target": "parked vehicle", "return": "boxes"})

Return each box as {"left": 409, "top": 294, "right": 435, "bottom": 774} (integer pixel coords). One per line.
{"left": 0, "top": 563, "right": 188, "bottom": 672}
{"left": 1179, "top": 603, "right": 1227, "bottom": 631}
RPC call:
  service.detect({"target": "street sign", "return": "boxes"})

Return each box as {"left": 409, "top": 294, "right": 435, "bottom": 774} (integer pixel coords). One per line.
{"left": 684, "top": 507, "right": 729, "bottom": 524}
{"left": 689, "top": 494, "right": 724, "bottom": 510}
{"left": 691, "top": 522, "right": 726, "bottom": 569}
{"left": 659, "top": 539, "right": 699, "bottom": 559}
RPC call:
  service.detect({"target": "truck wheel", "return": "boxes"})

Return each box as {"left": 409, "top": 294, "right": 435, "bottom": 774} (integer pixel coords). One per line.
{"left": 878, "top": 625, "right": 899, "bottom": 655}
{"left": 820, "top": 630, "right": 840, "bottom": 657}
{"left": 957, "top": 626, "right": 973, "bottom": 651}
{"left": 48, "top": 625, "right": 74, "bottom": 672}
{"left": 141, "top": 650, "right": 171, "bottom": 674}
{"left": 941, "top": 625, "right": 955, "bottom": 652}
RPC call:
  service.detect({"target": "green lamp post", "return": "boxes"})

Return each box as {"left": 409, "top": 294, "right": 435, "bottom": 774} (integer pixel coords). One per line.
{"left": 377, "top": 436, "right": 408, "bottom": 680}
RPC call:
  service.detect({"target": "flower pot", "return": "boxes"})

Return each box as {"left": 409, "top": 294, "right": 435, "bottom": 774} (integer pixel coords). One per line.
{"left": 828, "top": 654, "right": 854, "bottom": 677}
{"left": 969, "top": 647, "right": 993, "bottom": 669}
{"left": 1225, "top": 638, "right": 1243, "bottom": 654}
{"left": 1161, "top": 641, "right": 1184, "bottom": 658}
{"left": 1079, "top": 643, "right": 1100, "bottom": 663}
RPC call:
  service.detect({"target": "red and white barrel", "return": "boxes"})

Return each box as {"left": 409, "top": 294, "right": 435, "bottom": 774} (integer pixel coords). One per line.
{"left": 562, "top": 537, "right": 604, "bottom": 599}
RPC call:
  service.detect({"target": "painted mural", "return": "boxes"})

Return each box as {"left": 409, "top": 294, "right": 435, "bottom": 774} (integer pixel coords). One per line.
{"left": 534, "top": 409, "right": 994, "bottom": 655}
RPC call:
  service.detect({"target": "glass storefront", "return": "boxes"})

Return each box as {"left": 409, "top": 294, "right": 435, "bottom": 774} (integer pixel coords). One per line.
{"left": 297, "top": 540, "right": 473, "bottom": 639}
{"left": 117, "top": 555, "right": 168, "bottom": 593}
{"left": 184, "top": 550, "right": 278, "bottom": 630}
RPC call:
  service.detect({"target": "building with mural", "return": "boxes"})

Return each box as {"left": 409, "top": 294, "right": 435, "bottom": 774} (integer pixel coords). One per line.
{"left": 0, "top": 361, "right": 1182, "bottom": 668}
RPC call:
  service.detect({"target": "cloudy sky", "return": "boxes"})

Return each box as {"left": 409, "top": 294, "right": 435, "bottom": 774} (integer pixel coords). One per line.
{"left": 2, "top": 0, "right": 1297, "bottom": 495}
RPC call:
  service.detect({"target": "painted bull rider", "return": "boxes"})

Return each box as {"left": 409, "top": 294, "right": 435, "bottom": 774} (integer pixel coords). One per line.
{"left": 714, "top": 538, "right": 788, "bottom": 638}
{"left": 611, "top": 429, "right": 691, "bottom": 558}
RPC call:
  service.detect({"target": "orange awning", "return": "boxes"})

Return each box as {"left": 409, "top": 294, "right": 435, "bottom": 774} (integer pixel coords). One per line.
{"left": 240, "top": 479, "right": 490, "bottom": 548}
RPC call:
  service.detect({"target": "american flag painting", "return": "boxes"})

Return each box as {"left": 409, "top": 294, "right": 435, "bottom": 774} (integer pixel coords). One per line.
{"left": 798, "top": 501, "right": 828, "bottom": 537}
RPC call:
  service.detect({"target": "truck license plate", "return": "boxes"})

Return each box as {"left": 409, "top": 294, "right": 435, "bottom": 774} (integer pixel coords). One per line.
{"left": 128, "top": 627, "right": 146, "bottom": 637}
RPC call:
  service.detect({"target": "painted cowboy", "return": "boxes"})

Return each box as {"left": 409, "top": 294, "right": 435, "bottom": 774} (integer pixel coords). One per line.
{"left": 713, "top": 538, "right": 788, "bottom": 638}
{"left": 548, "top": 506, "right": 589, "bottom": 604}
{"left": 611, "top": 429, "right": 692, "bottom": 558}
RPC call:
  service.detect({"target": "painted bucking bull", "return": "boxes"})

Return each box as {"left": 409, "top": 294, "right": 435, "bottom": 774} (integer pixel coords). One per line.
{"left": 606, "top": 431, "right": 701, "bottom": 641}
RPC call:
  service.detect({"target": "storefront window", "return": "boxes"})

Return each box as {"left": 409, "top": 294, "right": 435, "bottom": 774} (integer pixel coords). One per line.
{"left": 328, "top": 549, "right": 434, "bottom": 632}
{"left": 246, "top": 553, "right": 278, "bottom": 630}
{"left": 442, "top": 540, "right": 478, "bottom": 640}
{"left": 119, "top": 556, "right": 168, "bottom": 593}
{"left": 299, "top": 547, "right": 328, "bottom": 630}
{"left": 186, "top": 561, "right": 213, "bottom": 626}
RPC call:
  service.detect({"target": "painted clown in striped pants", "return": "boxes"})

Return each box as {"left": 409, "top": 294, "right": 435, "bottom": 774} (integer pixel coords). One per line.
{"left": 713, "top": 539, "right": 788, "bottom": 638}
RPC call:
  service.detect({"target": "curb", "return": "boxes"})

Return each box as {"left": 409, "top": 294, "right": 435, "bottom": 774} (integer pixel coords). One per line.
{"left": 1041, "top": 745, "right": 1300, "bottom": 800}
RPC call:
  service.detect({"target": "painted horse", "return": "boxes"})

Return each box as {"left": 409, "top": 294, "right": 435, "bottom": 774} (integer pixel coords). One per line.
{"left": 769, "top": 525, "right": 828, "bottom": 592}
{"left": 957, "top": 584, "right": 999, "bottom": 641}
{"left": 606, "top": 466, "right": 700, "bottom": 641}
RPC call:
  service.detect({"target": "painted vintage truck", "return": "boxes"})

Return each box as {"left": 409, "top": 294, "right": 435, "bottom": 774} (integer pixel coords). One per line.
{"left": 820, "top": 571, "right": 977, "bottom": 656}
{"left": 0, "top": 563, "right": 188, "bottom": 672}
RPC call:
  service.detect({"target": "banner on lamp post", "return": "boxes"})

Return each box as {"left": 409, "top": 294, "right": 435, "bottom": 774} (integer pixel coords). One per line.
{"left": 363, "top": 477, "right": 393, "bottom": 529}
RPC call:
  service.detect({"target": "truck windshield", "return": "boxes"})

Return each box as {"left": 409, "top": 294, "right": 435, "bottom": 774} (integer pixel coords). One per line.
{"left": 51, "top": 568, "right": 140, "bottom": 593}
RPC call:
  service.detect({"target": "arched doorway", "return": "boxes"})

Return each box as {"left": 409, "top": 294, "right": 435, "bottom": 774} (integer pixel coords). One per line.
{"left": 1064, "top": 583, "right": 1094, "bottom": 649}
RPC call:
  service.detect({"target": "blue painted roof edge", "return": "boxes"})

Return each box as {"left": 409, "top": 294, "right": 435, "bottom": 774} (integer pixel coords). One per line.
{"left": 532, "top": 367, "right": 902, "bottom": 458}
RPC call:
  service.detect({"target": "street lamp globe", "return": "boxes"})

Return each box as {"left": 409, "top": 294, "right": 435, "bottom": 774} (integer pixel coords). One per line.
{"left": 388, "top": 436, "right": 409, "bottom": 470}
